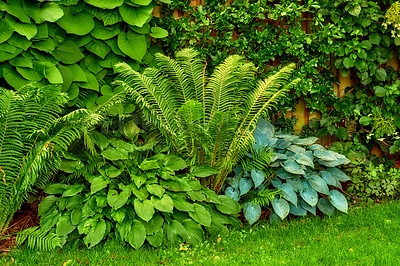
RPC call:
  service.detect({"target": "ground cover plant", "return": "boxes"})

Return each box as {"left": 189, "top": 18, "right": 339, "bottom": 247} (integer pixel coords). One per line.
{"left": 1, "top": 201, "right": 399, "bottom": 265}
{"left": 115, "top": 48, "right": 299, "bottom": 191}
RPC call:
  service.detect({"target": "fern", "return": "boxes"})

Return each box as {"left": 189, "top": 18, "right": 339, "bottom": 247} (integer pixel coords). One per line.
{"left": 242, "top": 147, "right": 274, "bottom": 171}
{"left": 115, "top": 49, "right": 299, "bottom": 192}
{"left": 15, "top": 226, "right": 62, "bottom": 251}
{"left": 250, "top": 189, "right": 281, "bottom": 208}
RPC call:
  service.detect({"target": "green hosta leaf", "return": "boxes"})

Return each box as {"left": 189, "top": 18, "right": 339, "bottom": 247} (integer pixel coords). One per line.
{"left": 171, "top": 194, "right": 194, "bottom": 212}
{"left": 0, "top": 20, "right": 14, "bottom": 43}
{"left": 282, "top": 160, "right": 305, "bottom": 175}
{"left": 281, "top": 183, "right": 297, "bottom": 206}
{"left": 107, "top": 189, "right": 131, "bottom": 210}
{"left": 119, "top": 4, "right": 153, "bottom": 27}
{"left": 320, "top": 171, "right": 341, "bottom": 188}
{"left": 329, "top": 190, "right": 348, "bottom": 213}
{"left": 314, "top": 149, "right": 336, "bottom": 161}
{"left": 101, "top": 148, "right": 128, "bottom": 160}
{"left": 5, "top": 14, "right": 37, "bottom": 40}
{"left": 84, "top": 219, "right": 107, "bottom": 248}
{"left": 287, "top": 145, "right": 306, "bottom": 154}
{"left": 165, "top": 220, "right": 186, "bottom": 246}
{"left": 53, "top": 41, "right": 85, "bottom": 64}
{"left": 152, "top": 194, "right": 174, "bottom": 213}
{"left": 294, "top": 153, "right": 314, "bottom": 168}
{"left": 56, "top": 215, "right": 76, "bottom": 235}
{"left": 111, "top": 208, "right": 126, "bottom": 223}
{"left": 85, "top": 39, "right": 111, "bottom": 59}
{"left": 134, "top": 199, "right": 154, "bottom": 222}
{"left": 150, "top": 27, "right": 168, "bottom": 38}
{"left": 189, "top": 203, "right": 211, "bottom": 227}
{"left": 146, "top": 229, "right": 163, "bottom": 247}
{"left": 16, "top": 66, "right": 42, "bottom": 81}
{"left": 85, "top": 0, "right": 124, "bottom": 9}
{"left": 300, "top": 182, "right": 318, "bottom": 207}
{"left": 66, "top": 196, "right": 84, "bottom": 210}
{"left": 62, "top": 184, "right": 84, "bottom": 197}
{"left": 272, "top": 197, "right": 290, "bottom": 220}
{"left": 182, "top": 219, "right": 204, "bottom": 245}
{"left": 251, "top": 168, "right": 265, "bottom": 188}
{"left": 24, "top": 2, "right": 64, "bottom": 24}
{"left": 139, "top": 159, "right": 160, "bottom": 171}
{"left": 359, "top": 116, "right": 372, "bottom": 126}
{"left": 90, "top": 176, "right": 109, "bottom": 195}
{"left": 144, "top": 214, "right": 164, "bottom": 235}
{"left": 289, "top": 203, "right": 307, "bottom": 216}
{"left": 190, "top": 165, "right": 218, "bottom": 178}
{"left": 164, "top": 155, "right": 187, "bottom": 171}
{"left": 57, "top": 7, "right": 94, "bottom": 35}
{"left": 308, "top": 175, "right": 330, "bottom": 195}
{"left": 146, "top": 184, "right": 165, "bottom": 198}
{"left": 38, "top": 196, "right": 58, "bottom": 216}
{"left": 71, "top": 209, "right": 82, "bottom": 225}
{"left": 317, "top": 198, "right": 335, "bottom": 216}
{"left": 243, "top": 202, "right": 262, "bottom": 225}
{"left": 44, "top": 183, "right": 68, "bottom": 194}
{"left": 276, "top": 169, "right": 299, "bottom": 179}
{"left": 300, "top": 198, "right": 316, "bottom": 216}
{"left": 216, "top": 195, "right": 240, "bottom": 214}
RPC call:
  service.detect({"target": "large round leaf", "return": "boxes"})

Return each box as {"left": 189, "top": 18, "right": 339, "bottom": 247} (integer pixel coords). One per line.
{"left": 119, "top": 4, "right": 153, "bottom": 27}
{"left": 182, "top": 219, "right": 204, "bottom": 245}
{"left": 329, "top": 190, "right": 348, "bottom": 213}
{"left": 243, "top": 202, "right": 261, "bottom": 225}
{"left": 0, "top": 20, "right": 14, "bottom": 43}
{"left": 24, "top": 2, "right": 64, "bottom": 24}
{"left": 56, "top": 215, "right": 75, "bottom": 236}
{"left": 5, "top": 14, "right": 37, "bottom": 40}
{"left": 85, "top": 0, "right": 124, "bottom": 9}
{"left": 134, "top": 198, "right": 155, "bottom": 222}
{"left": 90, "top": 20, "right": 120, "bottom": 40}
{"left": 126, "top": 220, "right": 146, "bottom": 249}
{"left": 272, "top": 197, "right": 290, "bottom": 220}
{"left": 53, "top": 41, "right": 84, "bottom": 64}
{"left": 117, "top": 31, "right": 147, "bottom": 61}
{"left": 57, "top": 7, "right": 94, "bottom": 35}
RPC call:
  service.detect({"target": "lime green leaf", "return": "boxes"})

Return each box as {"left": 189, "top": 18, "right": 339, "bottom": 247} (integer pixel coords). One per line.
{"left": 146, "top": 229, "right": 163, "bottom": 247}
{"left": 123, "top": 119, "right": 140, "bottom": 140}
{"left": 66, "top": 64, "right": 87, "bottom": 82}
{"left": 348, "top": 4, "right": 361, "bottom": 16}
{"left": 66, "top": 195, "right": 84, "bottom": 210}
{"left": 190, "top": 165, "right": 219, "bottom": 178}
{"left": 38, "top": 196, "right": 58, "bottom": 216}
{"left": 146, "top": 184, "right": 165, "bottom": 198}
{"left": 90, "top": 20, "right": 120, "bottom": 40}
{"left": 119, "top": 4, "right": 153, "bottom": 27}
{"left": 134, "top": 199, "right": 155, "bottom": 222}
{"left": 182, "top": 219, "right": 204, "bottom": 245}
{"left": 150, "top": 27, "right": 168, "bottom": 38}
{"left": 57, "top": 7, "right": 94, "bottom": 35}
{"left": 16, "top": 66, "right": 42, "bottom": 81}
{"left": 43, "top": 62, "right": 63, "bottom": 84}
{"left": 85, "top": 0, "right": 124, "bottom": 9}
{"left": 24, "top": 2, "right": 64, "bottom": 24}
{"left": 71, "top": 209, "right": 82, "bottom": 225}
{"left": 117, "top": 31, "right": 147, "bottom": 61}
{"left": 139, "top": 159, "right": 160, "bottom": 171}
{"left": 126, "top": 220, "right": 146, "bottom": 249}
{"left": 31, "top": 38, "right": 55, "bottom": 52}
{"left": 5, "top": 0, "right": 30, "bottom": 23}
{"left": 63, "top": 184, "right": 84, "bottom": 197}
{"left": 56, "top": 215, "right": 76, "bottom": 236}
{"left": 171, "top": 194, "right": 194, "bottom": 212}
{"left": 152, "top": 194, "right": 174, "bottom": 213}
{"left": 131, "top": 0, "right": 153, "bottom": 5}
{"left": 216, "top": 195, "right": 240, "bottom": 214}
{"left": 107, "top": 189, "right": 131, "bottom": 210}
{"left": 90, "top": 176, "right": 109, "bottom": 195}
{"left": 165, "top": 220, "right": 186, "bottom": 245}
{"left": 57, "top": 65, "right": 73, "bottom": 92}
{"left": 84, "top": 219, "right": 106, "bottom": 248}
{"left": 79, "top": 71, "right": 99, "bottom": 91}
{"left": 9, "top": 56, "right": 32, "bottom": 68}
{"left": 111, "top": 208, "right": 126, "bottom": 223}
{"left": 343, "top": 57, "right": 354, "bottom": 69}
{"left": 53, "top": 41, "right": 84, "bottom": 64}
{"left": 85, "top": 39, "right": 111, "bottom": 59}
{"left": 0, "top": 20, "right": 14, "bottom": 43}
{"left": 87, "top": 8, "right": 123, "bottom": 26}
{"left": 188, "top": 203, "right": 211, "bottom": 227}
{"left": 359, "top": 116, "right": 372, "bottom": 126}
{"left": 5, "top": 14, "right": 37, "bottom": 40}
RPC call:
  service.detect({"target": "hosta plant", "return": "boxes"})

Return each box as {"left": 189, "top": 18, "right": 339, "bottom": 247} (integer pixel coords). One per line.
{"left": 38, "top": 130, "right": 240, "bottom": 250}
{"left": 224, "top": 119, "right": 352, "bottom": 224}
{"left": 114, "top": 48, "right": 300, "bottom": 191}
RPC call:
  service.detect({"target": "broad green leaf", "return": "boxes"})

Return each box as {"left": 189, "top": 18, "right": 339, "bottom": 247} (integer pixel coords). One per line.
{"left": 152, "top": 194, "right": 174, "bottom": 213}
{"left": 43, "top": 62, "right": 63, "bottom": 84}
{"left": 71, "top": 209, "right": 82, "bottom": 225}
{"left": 85, "top": 39, "right": 111, "bottom": 59}
{"left": 294, "top": 153, "right": 314, "bottom": 168}
{"left": 182, "top": 219, "right": 204, "bottom": 245}
{"left": 5, "top": 0, "right": 30, "bottom": 23}
{"left": 300, "top": 182, "right": 318, "bottom": 207}
{"left": 189, "top": 203, "right": 211, "bottom": 227}
{"left": 348, "top": 4, "right": 361, "bottom": 16}
{"left": 31, "top": 38, "right": 55, "bottom": 53}
{"left": 317, "top": 198, "right": 335, "bottom": 216}
{"left": 131, "top": 0, "right": 153, "bottom": 5}
{"left": 53, "top": 41, "right": 85, "bottom": 64}
{"left": 190, "top": 165, "right": 218, "bottom": 178}
{"left": 9, "top": 56, "right": 32, "bottom": 68}
{"left": 24, "top": 2, "right": 64, "bottom": 24}
{"left": 0, "top": 20, "right": 14, "bottom": 43}
{"left": 146, "top": 184, "right": 165, "bottom": 198}
{"left": 16, "top": 66, "right": 42, "bottom": 81}
{"left": 239, "top": 178, "right": 252, "bottom": 196}
{"left": 57, "top": 7, "right": 94, "bottom": 35}
{"left": 2, "top": 65, "right": 29, "bottom": 88}
{"left": 281, "top": 183, "right": 297, "bottom": 206}
{"left": 127, "top": 220, "right": 146, "bottom": 249}
{"left": 119, "top": 4, "right": 153, "bottom": 27}
{"left": 90, "top": 176, "right": 109, "bottom": 195}
{"left": 187, "top": 191, "right": 206, "bottom": 202}
{"left": 90, "top": 20, "right": 120, "bottom": 40}
{"left": 101, "top": 148, "right": 128, "bottom": 160}
{"left": 66, "top": 64, "right": 87, "bottom": 81}
{"left": 343, "top": 57, "right": 354, "bottom": 68}
{"left": 44, "top": 183, "right": 68, "bottom": 194}
{"left": 300, "top": 198, "right": 316, "bottom": 216}
{"left": 84, "top": 219, "right": 107, "bottom": 248}
{"left": 107, "top": 189, "right": 131, "bottom": 210}
{"left": 56, "top": 215, "right": 76, "bottom": 235}
{"left": 111, "top": 208, "right": 126, "bottom": 223}
{"left": 375, "top": 68, "right": 387, "bottom": 81}
{"left": 272, "top": 197, "right": 290, "bottom": 220}
{"left": 165, "top": 220, "right": 186, "bottom": 246}
{"left": 150, "top": 27, "right": 168, "bottom": 38}
{"left": 79, "top": 70, "right": 100, "bottom": 91}
{"left": 359, "top": 116, "right": 372, "bottom": 126}
{"left": 243, "top": 202, "right": 261, "bottom": 225}
{"left": 309, "top": 175, "right": 330, "bottom": 195}
{"left": 171, "top": 194, "right": 194, "bottom": 212}
{"left": 216, "top": 195, "right": 240, "bottom": 214}
{"left": 326, "top": 167, "right": 351, "bottom": 181}
{"left": 314, "top": 149, "right": 336, "bottom": 161}
{"left": 139, "top": 159, "right": 160, "bottom": 171}
{"left": 134, "top": 199, "right": 154, "bottom": 222}
{"left": 289, "top": 203, "right": 307, "bottom": 216}
{"left": 146, "top": 229, "right": 163, "bottom": 247}
{"left": 320, "top": 171, "right": 341, "bottom": 188}
{"left": 329, "top": 190, "right": 348, "bottom": 213}
{"left": 38, "top": 196, "right": 58, "bottom": 216}
{"left": 144, "top": 213, "right": 164, "bottom": 235}
{"left": 66, "top": 195, "right": 84, "bottom": 210}
{"left": 164, "top": 155, "right": 187, "bottom": 171}
{"left": 369, "top": 33, "right": 381, "bottom": 45}
{"left": 62, "top": 184, "right": 84, "bottom": 197}
{"left": 251, "top": 168, "right": 265, "bottom": 188}
{"left": 85, "top": 0, "right": 124, "bottom": 9}
{"left": 293, "top": 137, "right": 318, "bottom": 145}
{"left": 282, "top": 160, "right": 305, "bottom": 175}
{"left": 5, "top": 14, "right": 37, "bottom": 40}
{"left": 335, "top": 127, "right": 348, "bottom": 140}
{"left": 374, "top": 86, "right": 387, "bottom": 97}
{"left": 360, "top": 40, "right": 372, "bottom": 50}
{"left": 88, "top": 8, "right": 123, "bottom": 26}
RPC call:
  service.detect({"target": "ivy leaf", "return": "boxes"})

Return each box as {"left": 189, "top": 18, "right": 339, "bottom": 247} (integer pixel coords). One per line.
{"left": 117, "top": 31, "right": 147, "bottom": 61}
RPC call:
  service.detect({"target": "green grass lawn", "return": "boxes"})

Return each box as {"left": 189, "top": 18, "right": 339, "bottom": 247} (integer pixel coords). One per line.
{"left": 1, "top": 201, "right": 400, "bottom": 266}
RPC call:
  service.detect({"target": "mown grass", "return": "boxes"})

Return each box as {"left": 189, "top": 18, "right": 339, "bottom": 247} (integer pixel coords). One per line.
{"left": 1, "top": 201, "right": 399, "bottom": 266}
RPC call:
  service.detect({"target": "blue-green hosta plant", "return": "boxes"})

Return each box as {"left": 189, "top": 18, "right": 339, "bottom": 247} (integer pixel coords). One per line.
{"left": 38, "top": 131, "right": 240, "bottom": 250}
{"left": 114, "top": 48, "right": 300, "bottom": 191}
{"left": 224, "top": 119, "right": 352, "bottom": 224}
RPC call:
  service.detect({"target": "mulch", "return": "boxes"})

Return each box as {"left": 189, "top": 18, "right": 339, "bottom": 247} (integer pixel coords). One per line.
{"left": 0, "top": 204, "right": 39, "bottom": 254}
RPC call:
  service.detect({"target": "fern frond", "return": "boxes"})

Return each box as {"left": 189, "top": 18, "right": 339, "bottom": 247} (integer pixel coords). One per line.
{"left": 15, "top": 226, "right": 62, "bottom": 251}
{"left": 250, "top": 189, "right": 280, "bottom": 207}
{"left": 242, "top": 147, "right": 274, "bottom": 171}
